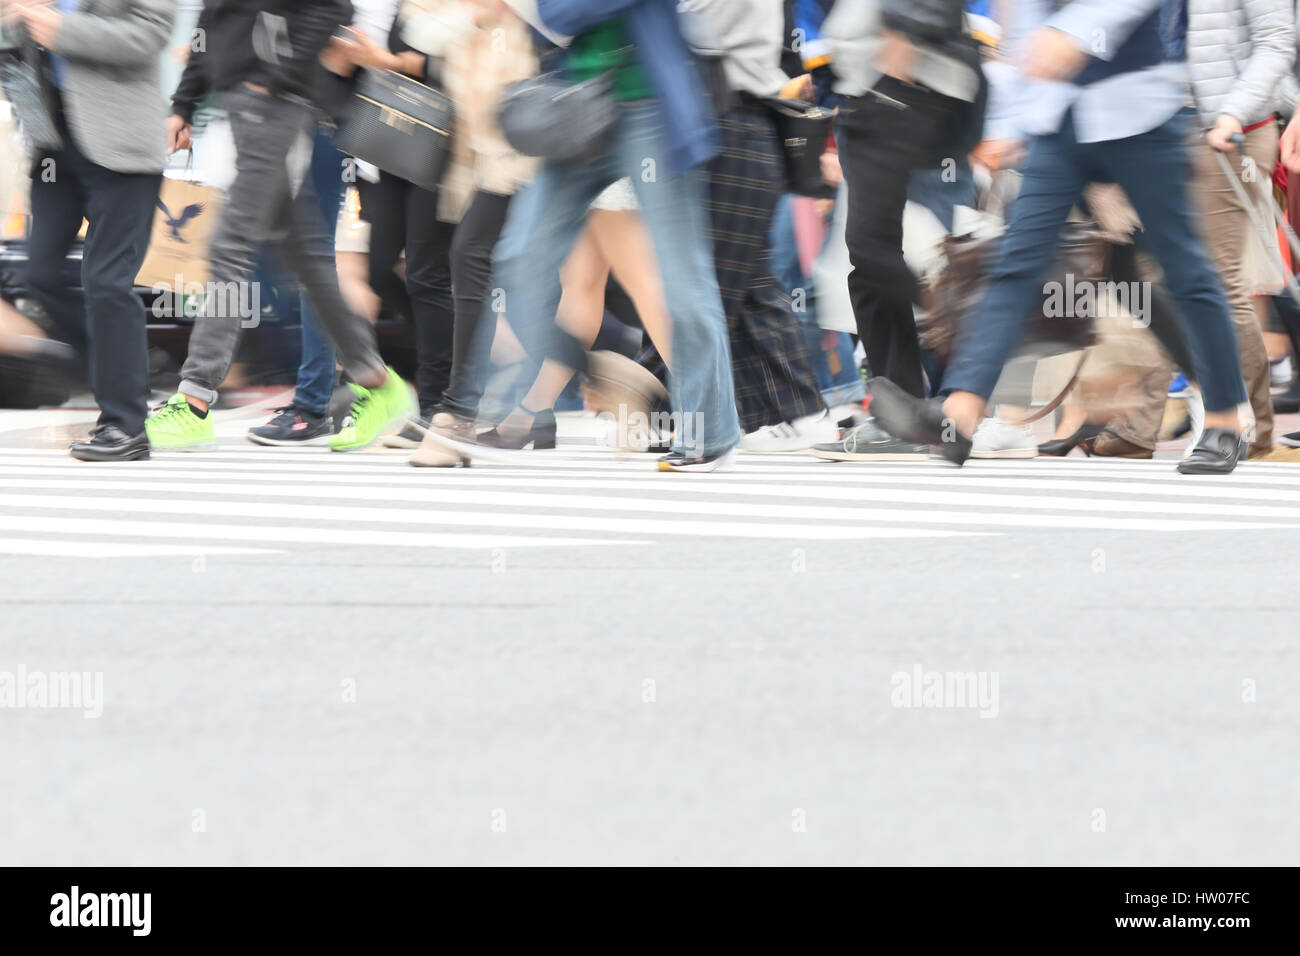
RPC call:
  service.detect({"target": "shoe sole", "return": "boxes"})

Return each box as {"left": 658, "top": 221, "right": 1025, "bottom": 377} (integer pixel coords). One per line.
{"left": 1279, "top": 436, "right": 1300, "bottom": 448}
{"left": 1176, "top": 462, "right": 1238, "bottom": 475}
{"left": 417, "top": 428, "right": 557, "bottom": 465}
{"left": 970, "top": 448, "right": 1038, "bottom": 460}
{"left": 810, "top": 448, "right": 929, "bottom": 462}
{"left": 69, "top": 448, "right": 151, "bottom": 462}
{"left": 150, "top": 442, "right": 219, "bottom": 452}
{"left": 657, "top": 460, "right": 730, "bottom": 473}
{"left": 246, "top": 432, "right": 332, "bottom": 447}
{"left": 379, "top": 434, "right": 421, "bottom": 449}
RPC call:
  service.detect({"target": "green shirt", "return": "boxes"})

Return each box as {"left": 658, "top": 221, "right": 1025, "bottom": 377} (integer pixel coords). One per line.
{"left": 567, "top": 19, "right": 653, "bottom": 101}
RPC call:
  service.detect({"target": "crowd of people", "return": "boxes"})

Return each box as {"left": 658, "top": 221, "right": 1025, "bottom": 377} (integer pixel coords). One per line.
{"left": 3, "top": 0, "right": 1300, "bottom": 477}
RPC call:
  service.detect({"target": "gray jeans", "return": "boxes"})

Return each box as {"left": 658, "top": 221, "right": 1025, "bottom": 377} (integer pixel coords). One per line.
{"left": 180, "top": 88, "right": 382, "bottom": 404}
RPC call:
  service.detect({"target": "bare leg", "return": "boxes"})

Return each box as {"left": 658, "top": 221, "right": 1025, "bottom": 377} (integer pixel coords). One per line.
{"left": 588, "top": 208, "right": 673, "bottom": 370}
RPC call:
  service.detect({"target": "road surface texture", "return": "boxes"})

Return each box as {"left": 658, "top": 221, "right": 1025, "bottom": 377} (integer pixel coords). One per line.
{"left": 1, "top": 404, "right": 1297, "bottom": 865}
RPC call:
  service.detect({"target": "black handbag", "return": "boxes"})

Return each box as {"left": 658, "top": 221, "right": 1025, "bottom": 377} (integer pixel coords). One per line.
{"left": 498, "top": 70, "right": 617, "bottom": 163}
{"left": 334, "top": 69, "right": 454, "bottom": 192}
{"left": 0, "top": 47, "right": 60, "bottom": 151}
{"left": 761, "top": 98, "right": 834, "bottom": 197}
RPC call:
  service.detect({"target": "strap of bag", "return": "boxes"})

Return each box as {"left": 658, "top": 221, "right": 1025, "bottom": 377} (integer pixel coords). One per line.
{"left": 1006, "top": 350, "right": 1089, "bottom": 427}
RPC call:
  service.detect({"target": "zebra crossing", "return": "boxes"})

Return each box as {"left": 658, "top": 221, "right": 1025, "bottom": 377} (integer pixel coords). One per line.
{"left": 2, "top": 433, "right": 1300, "bottom": 559}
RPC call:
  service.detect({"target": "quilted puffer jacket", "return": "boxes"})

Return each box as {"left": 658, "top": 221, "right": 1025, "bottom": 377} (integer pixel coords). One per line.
{"left": 1185, "top": 0, "right": 1295, "bottom": 125}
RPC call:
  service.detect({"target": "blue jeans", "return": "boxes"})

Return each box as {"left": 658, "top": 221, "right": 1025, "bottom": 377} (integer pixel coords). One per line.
{"left": 942, "top": 110, "right": 1247, "bottom": 413}
{"left": 293, "top": 127, "right": 347, "bottom": 416}
{"left": 907, "top": 160, "right": 976, "bottom": 234}
{"left": 493, "top": 100, "right": 740, "bottom": 457}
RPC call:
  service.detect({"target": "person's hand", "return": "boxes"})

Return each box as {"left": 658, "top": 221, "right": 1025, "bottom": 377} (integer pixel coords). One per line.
{"left": 0, "top": 0, "right": 35, "bottom": 28}
{"left": 165, "top": 114, "right": 192, "bottom": 154}
{"left": 1022, "top": 27, "right": 1090, "bottom": 82}
{"left": 1206, "top": 113, "right": 1244, "bottom": 152}
{"left": 875, "top": 29, "right": 917, "bottom": 82}
{"left": 779, "top": 73, "right": 814, "bottom": 102}
{"left": 19, "top": 2, "right": 62, "bottom": 49}
{"left": 320, "top": 38, "right": 355, "bottom": 77}
{"left": 336, "top": 26, "right": 395, "bottom": 71}
{"left": 971, "top": 139, "right": 1024, "bottom": 171}
{"left": 820, "top": 151, "right": 842, "bottom": 189}
{"left": 1281, "top": 103, "right": 1300, "bottom": 173}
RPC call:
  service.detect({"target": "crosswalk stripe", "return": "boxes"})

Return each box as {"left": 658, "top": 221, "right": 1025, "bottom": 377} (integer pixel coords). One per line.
{"left": 3, "top": 444, "right": 1298, "bottom": 559}
{"left": 4, "top": 458, "right": 1300, "bottom": 500}
{"left": 0, "top": 515, "right": 645, "bottom": 550}
{"left": 2, "top": 471, "right": 1296, "bottom": 522}
{"left": 0, "top": 491, "right": 1277, "bottom": 533}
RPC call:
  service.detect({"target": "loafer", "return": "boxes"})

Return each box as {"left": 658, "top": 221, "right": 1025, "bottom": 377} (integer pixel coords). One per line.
{"left": 70, "top": 425, "right": 150, "bottom": 462}
{"left": 1087, "top": 429, "right": 1154, "bottom": 459}
{"left": 866, "top": 377, "right": 971, "bottom": 466}
{"left": 1176, "top": 427, "right": 1243, "bottom": 475}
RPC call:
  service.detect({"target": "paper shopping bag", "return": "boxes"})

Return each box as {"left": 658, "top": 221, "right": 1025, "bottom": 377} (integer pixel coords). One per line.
{"left": 136, "top": 174, "right": 222, "bottom": 292}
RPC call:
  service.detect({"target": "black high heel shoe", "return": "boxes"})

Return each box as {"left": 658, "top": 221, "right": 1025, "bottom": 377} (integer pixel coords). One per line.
{"left": 477, "top": 405, "right": 557, "bottom": 450}
{"left": 1037, "top": 423, "right": 1103, "bottom": 457}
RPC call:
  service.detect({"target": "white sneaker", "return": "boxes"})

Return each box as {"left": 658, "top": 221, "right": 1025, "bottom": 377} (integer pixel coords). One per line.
{"left": 740, "top": 411, "right": 839, "bottom": 453}
{"left": 970, "top": 418, "right": 1037, "bottom": 459}
{"left": 1270, "top": 355, "right": 1293, "bottom": 388}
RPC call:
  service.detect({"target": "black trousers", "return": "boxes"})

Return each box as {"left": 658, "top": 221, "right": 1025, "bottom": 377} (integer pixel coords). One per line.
{"left": 26, "top": 117, "right": 160, "bottom": 435}
{"left": 837, "top": 77, "right": 967, "bottom": 399}
{"left": 358, "top": 172, "right": 455, "bottom": 412}
{"left": 441, "top": 189, "right": 512, "bottom": 420}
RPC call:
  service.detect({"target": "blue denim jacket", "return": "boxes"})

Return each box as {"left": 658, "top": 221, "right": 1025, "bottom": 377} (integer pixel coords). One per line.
{"left": 537, "top": 0, "right": 720, "bottom": 175}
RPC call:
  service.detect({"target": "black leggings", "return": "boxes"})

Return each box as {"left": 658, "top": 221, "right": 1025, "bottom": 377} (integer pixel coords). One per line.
{"left": 358, "top": 172, "right": 454, "bottom": 412}
{"left": 441, "top": 190, "right": 512, "bottom": 420}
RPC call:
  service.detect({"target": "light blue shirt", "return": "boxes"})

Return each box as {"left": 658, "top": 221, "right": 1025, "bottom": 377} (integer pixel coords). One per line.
{"left": 1001, "top": 0, "right": 1189, "bottom": 144}
{"left": 49, "top": 0, "right": 80, "bottom": 90}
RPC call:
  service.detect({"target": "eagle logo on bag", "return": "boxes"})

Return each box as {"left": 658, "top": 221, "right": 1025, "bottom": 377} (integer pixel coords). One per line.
{"left": 155, "top": 198, "right": 205, "bottom": 243}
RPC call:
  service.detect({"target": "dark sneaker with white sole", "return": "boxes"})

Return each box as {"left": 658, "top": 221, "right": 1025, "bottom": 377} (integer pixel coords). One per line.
{"left": 1279, "top": 430, "right": 1300, "bottom": 448}
{"left": 657, "top": 448, "right": 737, "bottom": 473}
{"left": 810, "top": 419, "right": 929, "bottom": 461}
{"left": 247, "top": 404, "right": 333, "bottom": 446}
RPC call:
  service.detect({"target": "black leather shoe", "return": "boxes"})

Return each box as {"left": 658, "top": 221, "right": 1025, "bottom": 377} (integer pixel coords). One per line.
{"left": 1038, "top": 423, "right": 1103, "bottom": 457}
{"left": 1176, "top": 427, "right": 1243, "bottom": 475}
{"left": 867, "top": 377, "right": 971, "bottom": 465}
{"left": 70, "top": 425, "right": 150, "bottom": 462}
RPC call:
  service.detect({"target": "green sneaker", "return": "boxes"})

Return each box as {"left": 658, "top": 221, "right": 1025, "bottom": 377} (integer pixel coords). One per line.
{"left": 145, "top": 393, "right": 217, "bottom": 451}
{"left": 329, "top": 368, "right": 415, "bottom": 452}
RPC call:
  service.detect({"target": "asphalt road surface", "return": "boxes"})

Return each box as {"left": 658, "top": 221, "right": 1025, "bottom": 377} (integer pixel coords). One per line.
{"left": 1, "top": 406, "right": 1297, "bottom": 865}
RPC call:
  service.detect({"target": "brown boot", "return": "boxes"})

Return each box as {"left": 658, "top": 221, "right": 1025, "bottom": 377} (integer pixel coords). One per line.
{"left": 409, "top": 412, "right": 476, "bottom": 468}
{"left": 1087, "top": 429, "right": 1154, "bottom": 459}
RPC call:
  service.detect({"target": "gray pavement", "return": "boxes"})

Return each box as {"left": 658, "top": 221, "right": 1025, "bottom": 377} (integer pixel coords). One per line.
{"left": 1, "top": 408, "right": 1298, "bottom": 865}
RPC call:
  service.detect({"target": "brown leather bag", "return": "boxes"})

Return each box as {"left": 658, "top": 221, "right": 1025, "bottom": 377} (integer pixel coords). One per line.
{"left": 918, "top": 221, "right": 1111, "bottom": 423}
